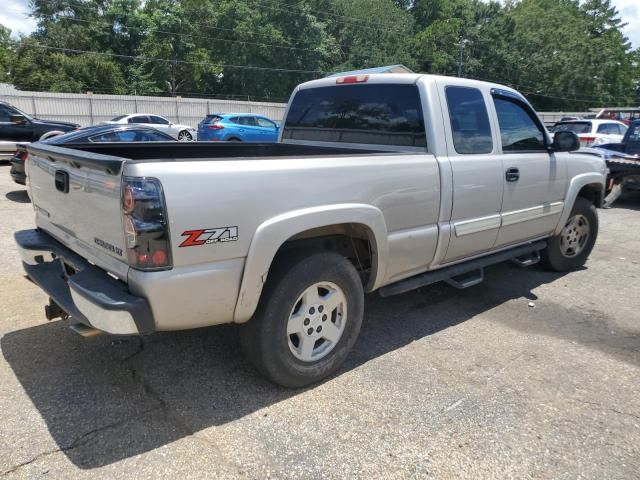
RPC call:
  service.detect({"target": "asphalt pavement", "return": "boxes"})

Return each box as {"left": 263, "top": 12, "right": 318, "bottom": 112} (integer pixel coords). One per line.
{"left": 0, "top": 162, "right": 639, "bottom": 479}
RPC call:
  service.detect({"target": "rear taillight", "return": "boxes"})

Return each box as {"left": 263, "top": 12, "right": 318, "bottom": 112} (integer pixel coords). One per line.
{"left": 207, "top": 124, "right": 224, "bottom": 130}
{"left": 579, "top": 136, "right": 596, "bottom": 144}
{"left": 122, "top": 177, "right": 172, "bottom": 270}
{"left": 17, "top": 150, "right": 28, "bottom": 162}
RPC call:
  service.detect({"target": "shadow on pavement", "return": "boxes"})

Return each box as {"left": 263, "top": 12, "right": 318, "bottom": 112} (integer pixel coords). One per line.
{"left": 3, "top": 262, "right": 639, "bottom": 469}
{"left": 5, "top": 190, "right": 30, "bottom": 204}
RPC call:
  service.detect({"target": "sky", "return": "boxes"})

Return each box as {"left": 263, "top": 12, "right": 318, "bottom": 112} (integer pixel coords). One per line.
{"left": 1, "top": 0, "right": 639, "bottom": 48}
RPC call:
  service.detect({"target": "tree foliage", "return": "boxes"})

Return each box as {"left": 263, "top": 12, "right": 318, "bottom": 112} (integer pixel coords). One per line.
{"left": 0, "top": 0, "right": 636, "bottom": 109}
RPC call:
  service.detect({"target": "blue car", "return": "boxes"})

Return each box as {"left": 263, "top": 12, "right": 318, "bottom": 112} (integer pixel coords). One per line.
{"left": 197, "top": 113, "right": 280, "bottom": 142}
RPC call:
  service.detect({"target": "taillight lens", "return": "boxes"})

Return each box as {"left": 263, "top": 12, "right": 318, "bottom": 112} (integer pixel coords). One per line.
{"left": 122, "top": 177, "right": 172, "bottom": 270}
{"left": 17, "top": 150, "right": 28, "bottom": 162}
{"left": 207, "top": 124, "right": 224, "bottom": 130}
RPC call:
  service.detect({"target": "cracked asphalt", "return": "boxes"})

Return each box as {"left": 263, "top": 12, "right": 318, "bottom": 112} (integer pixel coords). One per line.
{"left": 1, "top": 162, "right": 639, "bottom": 479}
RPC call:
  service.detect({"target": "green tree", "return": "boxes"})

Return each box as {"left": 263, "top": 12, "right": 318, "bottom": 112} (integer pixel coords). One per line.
{"left": 0, "top": 25, "right": 14, "bottom": 82}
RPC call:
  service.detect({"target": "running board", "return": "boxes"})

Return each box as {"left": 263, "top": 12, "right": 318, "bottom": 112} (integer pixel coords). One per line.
{"left": 379, "top": 240, "right": 546, "bottom": 297}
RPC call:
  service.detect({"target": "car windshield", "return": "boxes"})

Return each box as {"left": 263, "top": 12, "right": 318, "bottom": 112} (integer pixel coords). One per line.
{"left": 110, "top": 115, "right": 129, "bottom": 121}
{"left": 551, "top": 122, "right": 592, "bottom": 134}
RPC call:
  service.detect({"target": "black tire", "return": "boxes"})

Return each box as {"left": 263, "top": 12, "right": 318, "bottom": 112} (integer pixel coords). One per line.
{"left": 542, "top": 197, "right": 598, "bottom": 272}
{"left": 226, "top": 137, "right": 241, "bottom": 142}
{"left": 178, "top": 130, "right": 193, "bottom": 142}
{"left": 240, "top": 252, "right": 364, "bottom": 388}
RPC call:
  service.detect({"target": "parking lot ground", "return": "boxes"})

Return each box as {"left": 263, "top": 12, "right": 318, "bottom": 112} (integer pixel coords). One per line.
{"left": 0, "top": 161, "right": 639, "bottom": 479}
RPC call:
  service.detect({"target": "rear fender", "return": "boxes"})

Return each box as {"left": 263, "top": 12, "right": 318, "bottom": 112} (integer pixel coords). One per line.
{"left": 233, "top": 204, "right": 388, "bottom": 323}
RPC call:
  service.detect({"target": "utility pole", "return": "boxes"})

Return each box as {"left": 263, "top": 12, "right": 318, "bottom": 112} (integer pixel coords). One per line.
{"left": 458, "top": 36, "right": 468, "bottom": 78}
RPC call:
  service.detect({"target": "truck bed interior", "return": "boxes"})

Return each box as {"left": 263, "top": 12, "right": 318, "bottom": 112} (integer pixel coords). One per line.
{"left": 27, "top": 142, "right": 405, "bottom": 174}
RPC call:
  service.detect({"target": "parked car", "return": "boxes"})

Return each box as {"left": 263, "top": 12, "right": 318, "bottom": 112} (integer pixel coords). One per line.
{"left": 550, "top": 119, "right": 627, "bottom": 147}
{"left": 197, "top": 113, "right": 280, "bottom": 142}
{"left": 16, "top": 73, "right": 605, "bottom": 387}
{"left": 102, "top": 114, "right": 197, "bottom": 141}
{"left": 0, "top": 101, "right": 79, "bottom": 160}
{"left": 581, "top": 119, "right": 640, "bottom": 206}
{"left": 9, "top": 124, "right": 175, "bottom": 185}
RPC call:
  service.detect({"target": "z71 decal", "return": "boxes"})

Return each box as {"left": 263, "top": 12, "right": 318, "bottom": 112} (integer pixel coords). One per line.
{"left": 179, "top": 227, "right": 239, "bottom": 247}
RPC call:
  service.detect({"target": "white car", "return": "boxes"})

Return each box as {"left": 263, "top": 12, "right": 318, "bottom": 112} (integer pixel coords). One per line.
{"left": 551, "top": 119, "right": 627, "bottom": 147}
{"left": 102, "top": 114, "right": 197, "bottom": 141}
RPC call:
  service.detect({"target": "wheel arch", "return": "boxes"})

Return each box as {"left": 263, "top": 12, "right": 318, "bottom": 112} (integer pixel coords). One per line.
{"left": 233, "top": 204, "right": 388, "bottom": 323}
{"left": 555, "top": 172, "right": 605, "bottom": 235}
{"left": 39, "top": 130, "right": 65, "bottom": 141}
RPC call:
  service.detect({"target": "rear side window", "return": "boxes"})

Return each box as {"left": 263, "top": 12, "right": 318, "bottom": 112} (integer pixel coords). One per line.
{"left": 150, "top": 116, "right": 170, "bottom": 125}
{"left": 445, "top": 86, "right": 493, "bottom": 154}
{"left": 129, "top": 116, "right": 150, "bottom": 124}
{"left": 494, "top": 98, "right": 547, "bottom": 152}
{"left": 283, "top": 84, "right": 426, "bottom": 147}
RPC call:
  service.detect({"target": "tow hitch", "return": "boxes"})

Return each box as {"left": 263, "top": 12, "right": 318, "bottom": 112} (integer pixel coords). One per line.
{"left": 44, "top": 298, "right": 68, "bottom": 321}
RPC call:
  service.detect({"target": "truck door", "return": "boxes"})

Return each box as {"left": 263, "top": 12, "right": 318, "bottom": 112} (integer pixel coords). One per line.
{"left": 489, "top": 91, "right": 566, "bottom": 248}
{"left": 438, "top": 82, "right": 504, "bottom": 262}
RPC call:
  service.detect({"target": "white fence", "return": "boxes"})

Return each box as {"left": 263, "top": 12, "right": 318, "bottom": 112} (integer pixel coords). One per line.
{"left": 0, "top": 84, "right": 288, "bottom": 128}
{"left": 0, "top": 85, "right": 595, "bottom": 129}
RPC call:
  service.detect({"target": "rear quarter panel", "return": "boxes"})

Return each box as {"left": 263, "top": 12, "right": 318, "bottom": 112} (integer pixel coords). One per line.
{"left": 124, "top": 153, "right": 441, "bottom": 327}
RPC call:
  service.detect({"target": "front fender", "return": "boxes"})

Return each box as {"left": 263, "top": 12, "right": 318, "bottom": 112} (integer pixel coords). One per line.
{"left": 554, "top": 172, "right": 606, "bottom": 235}
{"left": 233, "top": 203, "right": 388, "bottom": 323}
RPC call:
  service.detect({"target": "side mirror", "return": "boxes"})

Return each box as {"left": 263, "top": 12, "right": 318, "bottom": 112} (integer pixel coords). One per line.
{"left": 552, "top": 131, "right": 580, "bottom": 152}
{"left": 10, "top": 114, "right": 27, "bottom": 125}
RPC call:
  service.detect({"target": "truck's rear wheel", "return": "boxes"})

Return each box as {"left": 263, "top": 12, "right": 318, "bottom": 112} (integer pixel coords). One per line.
{"left": 542, "top": 197, "right": 598, "bottom": 272}
{"left": 240, "top": 252, "right": 364, "bottom": 388}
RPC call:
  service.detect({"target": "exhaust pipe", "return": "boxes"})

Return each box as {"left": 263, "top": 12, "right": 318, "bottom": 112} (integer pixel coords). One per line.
{"left": 69, "top": 323, "right": 103, "bottom": 338}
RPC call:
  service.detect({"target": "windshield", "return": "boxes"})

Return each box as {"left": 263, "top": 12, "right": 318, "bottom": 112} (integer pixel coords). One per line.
{"left": 110, "top": 114, "right": 129, "bottom": 121}
{"left": 201, "top": 115, "right": 223, "bottom": 125}
{"left": 551, "top": 122, "right": 592, "bottom": 134}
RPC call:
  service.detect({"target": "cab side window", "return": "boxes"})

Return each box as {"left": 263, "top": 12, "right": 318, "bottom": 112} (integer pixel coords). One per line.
{"left": 445, "top": 86, "right": 493, "bottom": 155}
{"left": 493, "top": 98, "right": 547, "bottom": 152}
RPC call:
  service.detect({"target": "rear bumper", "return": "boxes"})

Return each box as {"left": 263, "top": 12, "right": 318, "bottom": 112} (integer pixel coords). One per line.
{"left": 15, "top": 229, "right": 154, "bottom": 335}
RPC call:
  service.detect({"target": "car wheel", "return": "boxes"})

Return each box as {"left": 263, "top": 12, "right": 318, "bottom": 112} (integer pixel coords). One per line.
{"left": 542, "top": 197, "right": 598, "bottom": 272}
{"left": 177, "top": 130, "right": 193, "bottom": 141}
{"left": 240, "top": 252, "right": 364, "bottom": 388}
{"left": 227, "top": 138, "right": 241, "bottom": 142}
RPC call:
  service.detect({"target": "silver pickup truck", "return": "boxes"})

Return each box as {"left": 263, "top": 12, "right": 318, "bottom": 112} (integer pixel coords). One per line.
{"left": 16, "top": 74, "right": 606, "bottom": 387}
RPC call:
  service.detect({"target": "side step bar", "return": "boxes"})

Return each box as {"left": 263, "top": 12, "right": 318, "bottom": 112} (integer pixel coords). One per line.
{"left": 379, "top": 240, "right": 546, "bottom": 297}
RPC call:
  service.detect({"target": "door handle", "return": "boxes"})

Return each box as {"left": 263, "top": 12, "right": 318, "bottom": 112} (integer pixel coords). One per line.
{"left": 505, "top": 167, "right": 520, "bottom": 182}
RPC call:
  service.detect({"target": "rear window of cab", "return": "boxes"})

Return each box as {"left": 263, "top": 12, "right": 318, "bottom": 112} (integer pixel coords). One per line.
{"left": 283, "top": 84, "right": 426, "bottom": 147}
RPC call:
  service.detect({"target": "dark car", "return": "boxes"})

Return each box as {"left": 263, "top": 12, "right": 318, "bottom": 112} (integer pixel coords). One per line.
{"left": 9, "top": 124, "right": 176, "bottom": 185}
{"left": 581, "top": 120, "right": 640, "bottom": 206}
{"left": 0, "top": 101, "right": 80, "bottom": 144}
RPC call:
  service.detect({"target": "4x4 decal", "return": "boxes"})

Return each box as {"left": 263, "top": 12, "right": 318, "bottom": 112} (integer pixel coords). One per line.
{"left": 179, "top": 227, "right": 238, "bottom": 247}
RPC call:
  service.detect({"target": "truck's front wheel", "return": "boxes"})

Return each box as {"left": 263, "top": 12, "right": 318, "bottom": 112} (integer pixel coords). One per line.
{"left": 542, "top": 197, "right": 598, "bottom": 272}
{"left": 240, "top": 252, "right": 364, "bottom": 388}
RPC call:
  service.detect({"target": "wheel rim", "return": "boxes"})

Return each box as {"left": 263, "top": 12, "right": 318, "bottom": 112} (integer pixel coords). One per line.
{"left": 559, "top": 214, "right": 590, "bottom": 258}
{"left": 286, "top": 282, "right": 347, "bottom": 362}
{"left": 178, "top": 131, "right": 192, "bottom": 141}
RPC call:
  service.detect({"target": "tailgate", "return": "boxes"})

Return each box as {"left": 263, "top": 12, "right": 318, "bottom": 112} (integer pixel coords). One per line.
{"left": 27, "top": 143, "right": 129, "bottom": 280}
